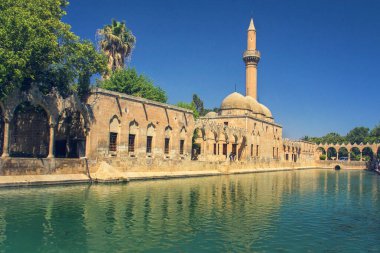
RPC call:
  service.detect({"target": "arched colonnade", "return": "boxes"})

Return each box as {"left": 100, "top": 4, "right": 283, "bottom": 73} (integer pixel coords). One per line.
{"left": 0, "top": 86, "right": 91, "bottom": 159}
{"left": 316, "top": 143, "right": 380, "bottom": 161}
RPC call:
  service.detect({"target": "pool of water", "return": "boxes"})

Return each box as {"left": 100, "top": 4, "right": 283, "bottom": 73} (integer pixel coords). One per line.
{"left": 0, "top": 169, "right": 379, "bottom": 252}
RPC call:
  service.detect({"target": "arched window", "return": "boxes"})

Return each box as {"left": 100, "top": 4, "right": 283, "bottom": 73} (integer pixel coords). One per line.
{"left": 128, "top": 120, "right": 139, "bottom": 154}
{"left": 164, "top": 126, "right": 172, "bottom": 155}
{"left": 146, "top": 123, "right": 155, "bottom": 154}
{"left": 109, "top": 116, "right": 120, "bottom": 152}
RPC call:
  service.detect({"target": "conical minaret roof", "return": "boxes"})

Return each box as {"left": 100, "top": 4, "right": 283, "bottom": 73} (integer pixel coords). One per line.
{"left": 248, "top": 18, "right": 256, "bottom": 31}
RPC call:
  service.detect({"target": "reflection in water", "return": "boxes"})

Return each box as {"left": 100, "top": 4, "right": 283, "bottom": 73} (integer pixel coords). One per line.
{"left": 0, "top": 169, "right": 379, "bottom": 252}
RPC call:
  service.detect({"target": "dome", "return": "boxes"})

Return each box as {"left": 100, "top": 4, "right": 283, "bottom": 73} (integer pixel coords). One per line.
{"left": 204, "top": 111, "right": 218, "bottom": 118}
{"left": 245, "top": 96, "right": 265, "bottom": 115}
{"left": 259, "top": 103, "right": 273, "bottom": 118}
{"left": 220, "top": 92, "right": 250, "bottom": 110}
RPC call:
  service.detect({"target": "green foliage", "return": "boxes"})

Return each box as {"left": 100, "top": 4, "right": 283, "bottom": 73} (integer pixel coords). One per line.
{"left": 307, "top": 125, "right": 380, "bottom": 146}
{"left": 346, "top": 127, "right": 369, "bottom": 144}
{"left": 98, "top": 68, "right": 167, "bottom": 103}
{"left": 0, "top": 0, "right": 107, "bottom": 99}
{"left": 97, "top": 19, "right": 136, "bottom": 74}
{"left": 191, "top": 93, "right": 219, "bottom": 116}
{"left": 319, "top": 154, "right": 326, "bottom": 160}
{"left": 176, "top": 102, "right": 199, "bottom": 119}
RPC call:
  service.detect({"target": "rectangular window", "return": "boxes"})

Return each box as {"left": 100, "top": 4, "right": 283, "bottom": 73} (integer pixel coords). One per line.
{"left": 146, "top": 136, "right": 153, "bottom": 153}
{"left": 218, "top": 144, "right": 220, "bottom": 155}
{"left": 213, "top": 143, "right": 217, "bottom": 155}
{"left": 164, "top": 138, "right": 170, "bottom": 154}
{"left": 273, "top": 147, "right": 275, "bottom": 158}
{"left": 224, "top": 122, "right": 228, "bottom": 126}
{"left": 109, "top": 132, "right": 117, "bottom": 152}
{"left": 286, "top": 154, "right": 289, "bottom": 160}
{"left": 256, "top": 145, "right": 259, "bottom": 157}
{"left": 251, "top": 144, "right": 253, "bottom": 157}
{"left": 128, "top": 134, "right": 135, "bottom": 153}
{"left": 223, "top": 144, "right": 227, "bottom": 156}
{"left": 180, "top": 140, "right": 185, "bottom": 155}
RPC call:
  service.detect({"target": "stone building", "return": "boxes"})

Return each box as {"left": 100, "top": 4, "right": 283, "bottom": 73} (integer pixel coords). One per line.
{"left": 194, "top": 19, "right": 315, "bottom": 163}
{"left": 0, "top": 18, "right": 319, "bottom": 178}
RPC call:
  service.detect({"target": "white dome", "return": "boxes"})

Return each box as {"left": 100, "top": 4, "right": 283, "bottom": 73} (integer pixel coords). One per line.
{"left": 245, "top": 96, "right": 265, "bottom": 115}
{"left": 259, "top": 103, "right": 273, "bottom": 118}
{"left": 220, "top": 92, "right": 250, "bottom": 110}
{"left": 204, "top": 111, "right": 218, "bottom": 118}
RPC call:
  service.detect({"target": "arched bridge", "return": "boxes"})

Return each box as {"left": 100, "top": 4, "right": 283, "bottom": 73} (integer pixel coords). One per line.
{"left": 317, "top": 142, "right": 380, "bottom": 161}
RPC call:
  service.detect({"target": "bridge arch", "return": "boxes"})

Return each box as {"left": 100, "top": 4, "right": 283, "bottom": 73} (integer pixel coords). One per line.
{"left": 327, "top": 147, "right": 337, "bottom": 160}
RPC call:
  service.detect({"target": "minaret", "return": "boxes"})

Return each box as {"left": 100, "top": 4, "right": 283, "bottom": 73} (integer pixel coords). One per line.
{"left": 243, "top": 18, "right": 261, "bottom": 99}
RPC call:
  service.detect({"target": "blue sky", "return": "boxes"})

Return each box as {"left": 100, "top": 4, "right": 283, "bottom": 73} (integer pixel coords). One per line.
{"left": 63, "top": 0, "right": 380, "bottom": 139}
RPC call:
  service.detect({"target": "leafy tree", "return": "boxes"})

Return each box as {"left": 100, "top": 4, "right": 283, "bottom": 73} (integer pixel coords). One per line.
{"left": 97, "top": 19, "right": 136, "bottom": 76}
{"left": 176, "top": 102, "right": 199, "bottom": 119}
{"left": 98, "top": 68, "right": 167, "bottom": 103}
{"left": 191, "top": 93, "right": 219, "bottom": 116}
{"left": 0, "top": 0, "right": 106, "bottom": 99}
{"left": 346, "top": 127, "right": 369, "bottom": 144}
{"left": 192, "top": 94, "right": 204, "bottom": 116}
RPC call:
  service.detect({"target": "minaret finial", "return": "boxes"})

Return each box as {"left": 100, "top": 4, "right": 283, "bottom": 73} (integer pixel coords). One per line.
{"left": 248, "top": 18, "right": 255, "bottom": 31}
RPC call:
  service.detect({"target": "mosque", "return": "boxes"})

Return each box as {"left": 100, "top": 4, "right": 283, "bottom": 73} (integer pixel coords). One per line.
{"left": 0, "top": 18, "right": 318, "bottom": 178}
{"left": 194, "top": 19, "right": 314, "bottom": 163}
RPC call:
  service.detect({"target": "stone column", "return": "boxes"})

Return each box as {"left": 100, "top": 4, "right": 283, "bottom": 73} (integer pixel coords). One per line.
{"left": 348, "top": 152, "right": 351, "bottom": 161}
{"left": 47, "top": 124, "right": 55, "bottom": 158}
{"left": 1, "top": 119, "right": 10, "bottom": 158}
{"left": 360, "top": 151, "right": 363, "bottom": 161}
{"left": 336, "top": 151, "right": 339, "bottom": 160}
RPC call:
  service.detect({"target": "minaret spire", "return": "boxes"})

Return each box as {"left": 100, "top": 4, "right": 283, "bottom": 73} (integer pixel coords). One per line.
{"left": 248, "top": 18, "right": 255, "bottom": 31}
{"left": 243, "top": 18, "right": 260, "bottom": 99}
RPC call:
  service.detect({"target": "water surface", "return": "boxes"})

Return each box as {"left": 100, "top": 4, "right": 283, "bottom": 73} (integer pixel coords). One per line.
{"left": 0, "top": 169, "right": 379, "bottom": 252}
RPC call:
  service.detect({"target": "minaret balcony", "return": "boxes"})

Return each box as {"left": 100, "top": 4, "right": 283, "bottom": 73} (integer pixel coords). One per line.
{"left": 243, "top": 50, "right": 261, "bottom": 65}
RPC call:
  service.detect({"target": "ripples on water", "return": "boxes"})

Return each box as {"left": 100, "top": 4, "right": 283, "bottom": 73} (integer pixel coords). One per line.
{"left": 0, "top": 169, "right": 379, "bottom": 252}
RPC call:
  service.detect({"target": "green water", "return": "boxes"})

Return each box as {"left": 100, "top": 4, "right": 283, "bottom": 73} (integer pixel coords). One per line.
{"left": 0, "top": 169, "right": 379, "bottom": 253}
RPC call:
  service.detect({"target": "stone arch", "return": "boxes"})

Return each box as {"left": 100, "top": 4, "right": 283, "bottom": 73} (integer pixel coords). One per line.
{"left": 128, "top": 120, "right": 139, "bottom": 154}
{"left": 362, "top": 147, "right": 374, "bottom": 161}
{"left": 165, "top": 126, "right": 172, "bottom": 138}
{"left": 179, "top": 127, "right": 187, "bottom": 155}
{"left": 129, "top": 120, "right": 139, "bottom": 135}
{"left": 338, "top": 147, "right": 349, "bottom": 161}
{"left": 146, "top": 123, "right": 156, "bottom": 154}
{"left": 55, "top": 109, "right": 86, "bottom": 158}
{"left": 147, "top": 123, "right": 156, "bottom": 136}
{"left": 9, "top": 102, "right": 50, "bottom": 158}
{"left": 327, "top": 147, "right": 337, "bottom": 160}
{"left": 350, "top": 147, "right": 361, "bottom": 161}
{"left": 109, "top": 115, "right": 121, "bottom": 152}
{"left": 164, "top": 126, "right": 172, "bottom": 155}
{"left": 316, "top": 147, "right": 326, "bottom": 160}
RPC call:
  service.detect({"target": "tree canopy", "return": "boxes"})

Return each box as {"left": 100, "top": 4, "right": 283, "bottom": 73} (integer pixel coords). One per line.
{"left": 97, "top": 19, "right": 136, "bottom": 77}
{"left": 98, "top": 68, "right": 167, "bottom": 103}
{"left": 176, "top": 102, "right": 199, "bottom": 119}
{"left": 0, "top": 0, "right": 107, "bottom": 100}
{"left": 302, "top": 124, "right": 380, "bottom": 144}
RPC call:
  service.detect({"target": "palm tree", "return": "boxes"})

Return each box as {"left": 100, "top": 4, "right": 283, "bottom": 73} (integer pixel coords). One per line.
{"left": 97, "top": 19, "right": 136, "bottom": 77}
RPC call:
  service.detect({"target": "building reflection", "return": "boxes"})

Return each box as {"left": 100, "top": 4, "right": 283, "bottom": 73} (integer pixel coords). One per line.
{"left": 0, "top": 170, "right": 378, "bottom": 252}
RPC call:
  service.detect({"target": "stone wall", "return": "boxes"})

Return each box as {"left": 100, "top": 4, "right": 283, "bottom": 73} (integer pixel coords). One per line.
{"left": 0, "top": 158, "right": 87, "bottom": 176}
{"left": 86, "top": 88, "right": 195, "bottom": 160}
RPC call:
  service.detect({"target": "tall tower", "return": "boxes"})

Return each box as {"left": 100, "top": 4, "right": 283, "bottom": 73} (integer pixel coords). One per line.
{"left": 243, "top": 18, "right": 261, "bottom": 99}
